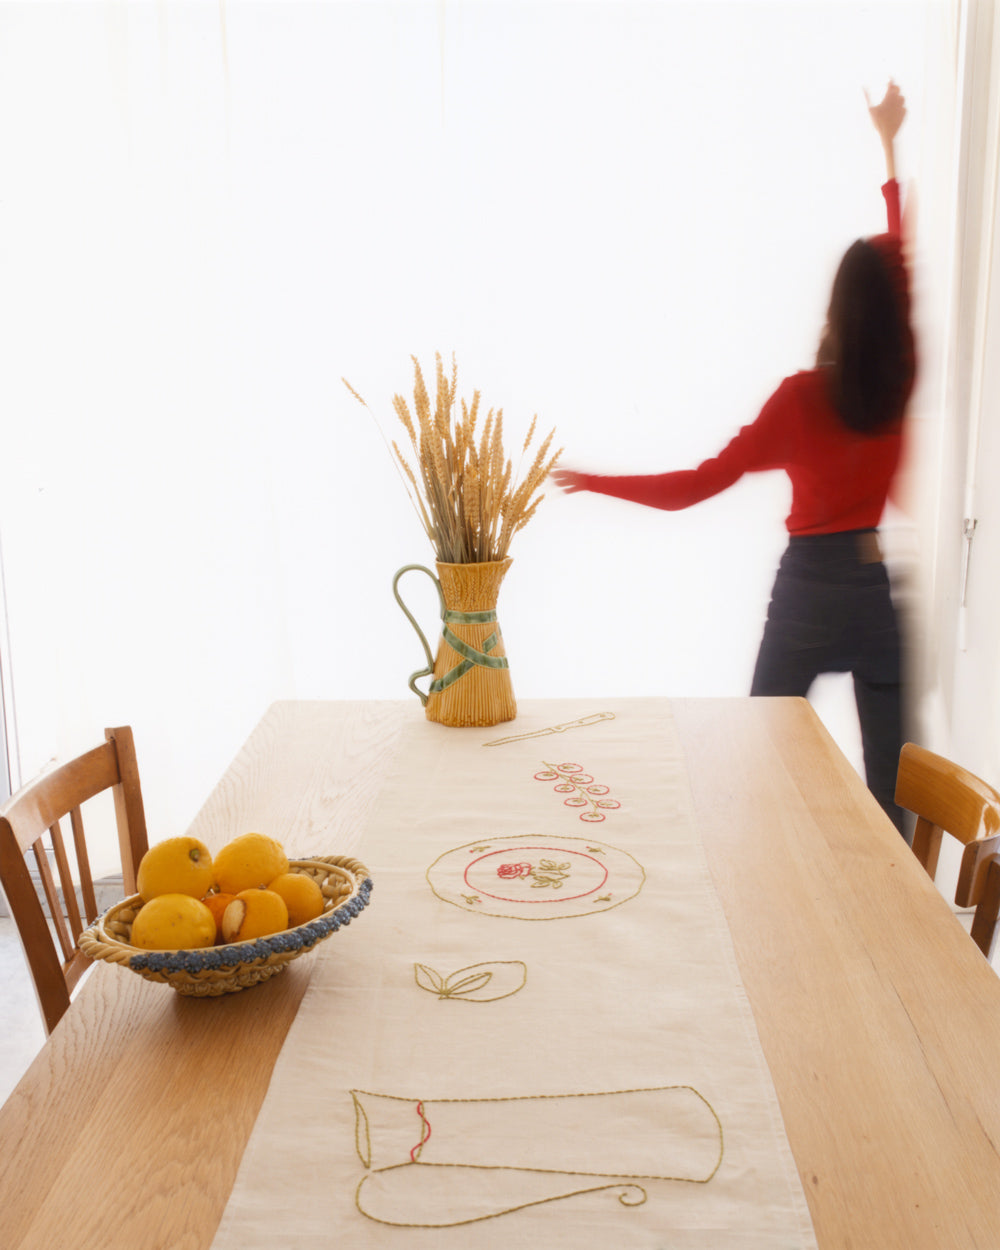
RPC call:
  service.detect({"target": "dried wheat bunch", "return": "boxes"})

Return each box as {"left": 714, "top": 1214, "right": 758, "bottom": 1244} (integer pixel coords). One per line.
{"left": 344, "top": 353, "right": 561, "bottom": 564}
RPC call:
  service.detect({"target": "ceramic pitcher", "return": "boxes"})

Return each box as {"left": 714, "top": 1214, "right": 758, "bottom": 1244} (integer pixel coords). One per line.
{"left": 392, "top": 559, "right": 516, "bottom": 727}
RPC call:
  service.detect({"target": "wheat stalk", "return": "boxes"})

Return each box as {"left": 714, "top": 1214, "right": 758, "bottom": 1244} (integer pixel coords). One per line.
{"left": 344, "top": 353, "right": 561, "bottom": 564}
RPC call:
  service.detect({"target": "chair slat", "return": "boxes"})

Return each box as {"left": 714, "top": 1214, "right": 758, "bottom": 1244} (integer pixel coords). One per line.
{"left": 70, "top": 806, "right": 98, "bottom": 923}
{"left": 957, "top": 831, "right": 1000, "bottom": 908}
{"left": 970, "top": 856, "right": 1000, "bottom": 961}
{"left": 910, "top": 816, "right": 944, "bottom": 879}
{"left": 108, "top": 727, "right": 147, "bottom": 894}
{"left": 50, "top": 817, "right": 85, "bottom": 940}
{"left": 33, "top": 835, "right": 74, "bottom": 963}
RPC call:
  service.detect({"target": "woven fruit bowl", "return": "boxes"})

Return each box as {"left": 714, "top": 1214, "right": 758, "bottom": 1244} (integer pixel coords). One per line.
{"left": 80, "top": 855, "right": 373, "bottom": 998}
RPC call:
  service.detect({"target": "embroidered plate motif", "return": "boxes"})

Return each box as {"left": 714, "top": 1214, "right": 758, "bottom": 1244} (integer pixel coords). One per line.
{"left": 426, "top": 835, "right": 645, "bottom": 919}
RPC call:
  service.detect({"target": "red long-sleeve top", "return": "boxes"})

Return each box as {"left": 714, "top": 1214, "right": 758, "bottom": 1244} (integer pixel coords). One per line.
{"left": 577, "top": 182, "right": 911, "bottom": 536}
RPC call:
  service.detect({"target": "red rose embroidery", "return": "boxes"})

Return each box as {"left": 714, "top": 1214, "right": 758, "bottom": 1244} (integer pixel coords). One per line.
{"left": 497, "top": 861, "right": 532, "bottom": 879}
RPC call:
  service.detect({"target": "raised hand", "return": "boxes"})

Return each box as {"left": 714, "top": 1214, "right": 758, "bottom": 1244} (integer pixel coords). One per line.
{"left": 865, "top": 81, "right": 906, "bottom": 179}
{"left": 549, "top": 468, "right": 589, "bottom": 494}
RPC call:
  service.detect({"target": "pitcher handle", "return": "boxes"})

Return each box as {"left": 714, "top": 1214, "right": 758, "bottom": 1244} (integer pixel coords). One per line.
{"left": 392, "top": 565, "right": 446, "bottom": 706}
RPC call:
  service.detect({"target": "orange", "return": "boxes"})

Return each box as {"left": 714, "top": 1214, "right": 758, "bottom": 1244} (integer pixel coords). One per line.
{"left": 213, "top": 833, "right": 289, "bottom": 894}
{"left": 268, "top": 872, "right": 324, "bottom": 927}
{"left": 131, "top": 894, "right": 217, "bottom": 950}
{"left": 201, "top": 892, "right": 236, "bottom": 943}
{"left": 221, "top": 888, "right": 289, "bottom": 943}
{"left": 136, "top": 837, "right": 214, "bottom": 902}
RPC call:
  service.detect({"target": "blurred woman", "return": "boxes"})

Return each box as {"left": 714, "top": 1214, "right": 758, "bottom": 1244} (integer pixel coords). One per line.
{"left": 552, "top": 83, "right": 914, "bottom": 834}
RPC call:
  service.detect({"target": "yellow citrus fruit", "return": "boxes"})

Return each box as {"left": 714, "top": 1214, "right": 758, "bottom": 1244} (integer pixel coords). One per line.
{"left": 201, "top": 892, "right": 236, "bottom": 943}
{"left": 268, "top": 872, "right": 324, "bottom": 927}
{"left": 131, "top": 894, "right": 217, "bottom": 950}
{"left": 136, "top": 837, "right": 214, "bottom": 902}
{"left": 212, "top": 833, "right": 289, "bottom": 894}
{"left": 221, "top": 888, "right": 289, "bottom": 943}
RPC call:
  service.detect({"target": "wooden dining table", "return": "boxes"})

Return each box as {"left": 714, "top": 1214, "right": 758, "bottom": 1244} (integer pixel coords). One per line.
{"left": 1, "top": 696, "right": 999, "bottom": 1249}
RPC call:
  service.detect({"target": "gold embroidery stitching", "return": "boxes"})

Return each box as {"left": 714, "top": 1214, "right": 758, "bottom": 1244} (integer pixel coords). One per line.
{"left": 426, "top": 835, "right": 645, "bottom": 920}
{"left": 351, "top": 1085, "right": 725, "bottom": 1227}
{"left": 355, "top": 1170, "right": 649, "bottom": 1227}
{"left": 482, "top": 710, "right": 616, "bottom": 747}
{"left": 414, "top": 960, "right": 528, "bottom": 1002}
{"left": 351, "top": 1090, "right": 372, "bottom": 1169}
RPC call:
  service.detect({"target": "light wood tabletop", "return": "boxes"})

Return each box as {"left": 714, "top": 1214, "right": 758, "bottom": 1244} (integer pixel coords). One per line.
{"left": 1, "top": 697, "right": 999, "bottom": 1249}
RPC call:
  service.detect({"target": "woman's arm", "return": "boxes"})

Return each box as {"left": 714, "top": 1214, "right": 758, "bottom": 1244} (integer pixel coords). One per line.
{"left": 548, "top": 379, "right": 795, "bottom": 511}
{"left": 548, "top": 465, "right": 741, "bottom": 510}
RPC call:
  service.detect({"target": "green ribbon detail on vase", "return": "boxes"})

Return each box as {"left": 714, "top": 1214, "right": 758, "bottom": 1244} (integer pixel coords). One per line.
{"left": 429, "top": 608, "right": 510, "bottom": 694}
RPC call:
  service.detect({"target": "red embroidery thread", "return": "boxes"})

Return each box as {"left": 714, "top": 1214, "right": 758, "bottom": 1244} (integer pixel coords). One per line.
{"left": 411, "top": 1100, "right": 432, "bottom": 1162}
{"left": 534, "top": 762, "right": 621, "bottom": 821}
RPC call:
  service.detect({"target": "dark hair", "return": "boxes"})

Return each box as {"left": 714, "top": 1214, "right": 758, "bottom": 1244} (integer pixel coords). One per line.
{"left": 816, "top": 238, "right": 913, "bottom": 433}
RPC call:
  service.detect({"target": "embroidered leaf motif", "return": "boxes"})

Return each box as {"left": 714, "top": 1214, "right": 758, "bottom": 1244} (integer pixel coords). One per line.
{"left": 444, "top": 970, "right": 494, "bottom": 997}
{"left": 529, "top": 859, "right": 571, "bottom": 889}
{"left": 413, "top": 961, "right": 528, "bottom": 1002}
{"left": 414, "top": 963, "right": 445, "bottom": 995}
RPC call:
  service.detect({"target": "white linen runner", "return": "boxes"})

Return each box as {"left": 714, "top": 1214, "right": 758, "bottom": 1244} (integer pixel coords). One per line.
{"left": 211, "top": 698, "right": 817, "bottom": 1248}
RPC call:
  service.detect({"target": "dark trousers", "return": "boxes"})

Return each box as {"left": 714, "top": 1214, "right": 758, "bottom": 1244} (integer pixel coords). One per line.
{"left": 750, "top": 530, "right": 906, "bottom": 835}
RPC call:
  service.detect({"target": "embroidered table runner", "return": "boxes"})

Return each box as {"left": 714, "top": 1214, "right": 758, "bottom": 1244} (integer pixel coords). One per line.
{"left": 211, "top": 698, "right": 817, "bottom": 1248}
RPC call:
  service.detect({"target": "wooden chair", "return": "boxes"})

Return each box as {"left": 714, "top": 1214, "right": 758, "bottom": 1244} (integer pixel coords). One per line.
{"left": 895, "top": 742, "right": 1000, "bottom": 960}
{"left": 0, "top": 726, "right": 148, "bottom": 1034}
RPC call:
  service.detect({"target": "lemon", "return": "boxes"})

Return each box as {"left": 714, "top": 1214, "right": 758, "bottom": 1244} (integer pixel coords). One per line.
{"left": 268, "top": 872, "right": 324, "bottom": 927}
{"left": 131, "top": 894, "right": 217, "bottom": 950}
{"left": 221, "top": 888, "right": 289, "bottom": 943}
{"left": 136, "top": 836, "right": 214, "bottom": 902}
{"left": 213, "top": 833, "right": 289, "bottom": 894}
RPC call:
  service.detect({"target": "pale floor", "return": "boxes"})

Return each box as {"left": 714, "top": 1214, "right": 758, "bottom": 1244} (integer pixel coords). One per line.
{"left": 0, "top": 918, "right": 47, "bottom": 1106}
{"left": 0, "top": 906, "right": 997, "bottom": 1110}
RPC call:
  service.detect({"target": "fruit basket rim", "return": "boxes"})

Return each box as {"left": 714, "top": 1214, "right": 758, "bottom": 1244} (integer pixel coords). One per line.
{"left": 80, "top": 854, "right": 373, "bottom": 979}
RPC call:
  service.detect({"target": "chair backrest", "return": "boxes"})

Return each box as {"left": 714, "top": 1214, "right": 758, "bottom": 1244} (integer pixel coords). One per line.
{"left": 895, "top": 742, "right": 1000, "bottom": 960}
{"left": 0, "top": 726, "right": 148, "bottom": 1034}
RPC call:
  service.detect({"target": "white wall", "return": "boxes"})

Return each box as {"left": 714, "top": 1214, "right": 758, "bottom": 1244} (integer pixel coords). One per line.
{"left": 935, "top": 0, "right": 1000, "bottom": 778}
{"left": 0, "top": 0, "right": 953, "bottom": 873}
{"left": 917, "top": 0, "right": 1000, "bottom": 899}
